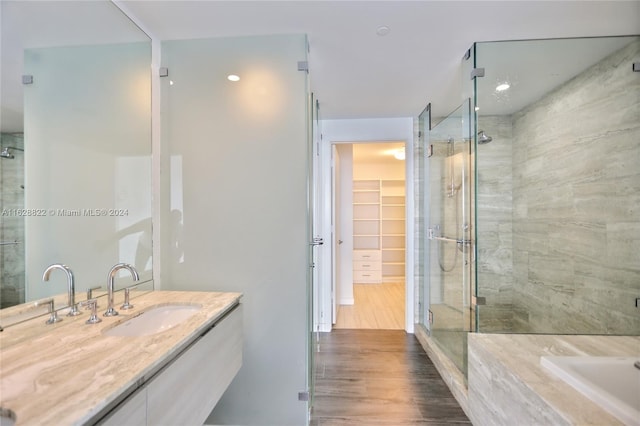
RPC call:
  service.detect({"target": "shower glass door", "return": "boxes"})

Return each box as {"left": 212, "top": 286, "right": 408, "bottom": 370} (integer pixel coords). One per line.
{"left": 428, "top": 99, "right": 472, "bottom": 376}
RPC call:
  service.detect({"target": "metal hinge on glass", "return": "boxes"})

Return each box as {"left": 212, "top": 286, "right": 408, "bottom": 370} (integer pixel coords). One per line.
{"left": 472, "top": 295, "right": 487, "bottom": 306}
{"left": 298, "top": 391, "right": 309, "bottom": 401}
{"left": 470, "top": 68, "right": 485, "bottom": 80}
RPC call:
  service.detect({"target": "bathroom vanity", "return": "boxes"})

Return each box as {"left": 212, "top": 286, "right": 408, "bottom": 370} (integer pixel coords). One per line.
{"left": 0, "top": 291, "right": 243, "bottom": 425}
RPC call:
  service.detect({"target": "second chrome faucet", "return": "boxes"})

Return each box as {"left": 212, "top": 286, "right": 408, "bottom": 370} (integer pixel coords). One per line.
{"left": 104, "top": 263, "right": 140, "bottom": 317}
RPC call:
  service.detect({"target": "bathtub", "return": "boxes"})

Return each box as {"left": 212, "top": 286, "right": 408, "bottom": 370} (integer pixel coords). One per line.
{"left": 541, "top": 356, "right": 640, "bottom": 426}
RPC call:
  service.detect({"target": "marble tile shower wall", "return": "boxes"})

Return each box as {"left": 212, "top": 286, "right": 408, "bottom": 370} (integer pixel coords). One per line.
{"left": 509, "top": 39, "right": 640, "bottom": 334}
{"left": 0, "top": 133, "right": 25, "bottom": 308}
{"left": 475, "top": 116, "right": 515, "bottom": 331}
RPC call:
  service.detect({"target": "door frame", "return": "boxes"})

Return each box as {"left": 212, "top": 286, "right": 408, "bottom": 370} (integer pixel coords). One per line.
{"left": 315, "top": 118, "right": 415, "bottom": 333}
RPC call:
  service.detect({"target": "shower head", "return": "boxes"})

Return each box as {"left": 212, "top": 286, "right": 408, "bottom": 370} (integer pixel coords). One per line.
{"left": 0, "top": 147, "right": 15, "bottom": 159}
{"left": 1, "top": 146, "right": 23, "bottom": 159}
{"left": 477, "top": 130, "right": 493, "bottom": 144}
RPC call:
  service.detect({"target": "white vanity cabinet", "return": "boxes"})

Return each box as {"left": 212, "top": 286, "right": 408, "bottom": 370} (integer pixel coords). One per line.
{"left": 100, "top": 304, "right": 243, "bottom": 426}
{"left": 101, "top": 388, "right": 147, "bottom": 426}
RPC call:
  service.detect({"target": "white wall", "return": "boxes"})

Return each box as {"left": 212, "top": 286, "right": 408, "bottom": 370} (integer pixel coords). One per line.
{"left": 159, "top": 34, "right": 309, "bottom": 425}
{"left": 318, "top": 117, "right": 415, "bottom": 333}
{"left": 335, "top": 144, "right": 354, "bottom": 305}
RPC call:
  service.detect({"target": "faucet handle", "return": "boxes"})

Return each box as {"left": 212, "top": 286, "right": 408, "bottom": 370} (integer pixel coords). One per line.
{"left": 120, "top": 288, "right": 134, "bottom": 310}
{"left": 81, "top": 299, "right": 102, "bottom": 324}
{"left": 86, "top": 286, "right": 102, "bottom": 304}
{"left": 38, "top": 298, "right": 62, "bottom": 325}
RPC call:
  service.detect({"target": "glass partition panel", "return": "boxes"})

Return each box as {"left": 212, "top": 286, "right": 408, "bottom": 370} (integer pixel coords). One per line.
{"left": 161, "top": 34, "right": 310, "bottom": 425}
{"left": 474, "top": 35, "right": 640, "bottom": 335}
{"left": 416, "top": 104, "right": 430, "bottom": 328}
{"left": 308, "top": 92, "right": 319, "bottom": 418}
{"left": 428, "top": 100, "right": 472, "bottom": 375}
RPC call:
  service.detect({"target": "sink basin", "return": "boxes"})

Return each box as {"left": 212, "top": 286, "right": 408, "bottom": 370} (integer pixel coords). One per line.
{"left": 103, "top": 304, "right": 201, "bottom": 337}
{"left": 0, "top": 408, "right": 16, "bottom": 426}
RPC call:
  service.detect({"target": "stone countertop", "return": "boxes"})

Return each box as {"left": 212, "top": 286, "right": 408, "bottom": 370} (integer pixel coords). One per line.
{"left": 0, "top": 290, "right": 150, "bottom": 349}
{"left": 468, "top": 333, "right": 640, "bottom": 425}
{"left": 0, "top": 290, "right": 242, "bottom": 425}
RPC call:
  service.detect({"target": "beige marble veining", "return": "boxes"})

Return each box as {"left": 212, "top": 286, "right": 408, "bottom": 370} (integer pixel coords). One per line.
{"left": 0, "top": 290, "right": 242, "bottom": 425}
{"left": 0, "top": 289, "right": 151, "bottom": 348}
{"left": 0, "top": 292, "right": 72, "bottom": 324}
{"left": 468, "top": 333, "right": 640, "bottom": 426}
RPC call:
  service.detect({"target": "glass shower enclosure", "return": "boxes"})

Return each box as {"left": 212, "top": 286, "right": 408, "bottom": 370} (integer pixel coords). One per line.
{"left": 473, "top": 35, "right": 640, "bottom": 336}
{"left": 426, "top": 100, "right": 473, "bottom": 375}
{"left": 419, "top": 34, "right": 639, "bottom": 383}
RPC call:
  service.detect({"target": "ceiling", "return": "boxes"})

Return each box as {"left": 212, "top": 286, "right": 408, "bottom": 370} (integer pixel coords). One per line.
{"left": 120, "top": 0, "right": 640, "bottom": 119}
{"left": 1, "top": 0, "right": 639, "bottom": 132}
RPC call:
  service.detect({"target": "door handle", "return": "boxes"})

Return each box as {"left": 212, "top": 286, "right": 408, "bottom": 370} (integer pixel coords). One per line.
{"left": 310, "top": 237, "right": 324, "bottom": 246}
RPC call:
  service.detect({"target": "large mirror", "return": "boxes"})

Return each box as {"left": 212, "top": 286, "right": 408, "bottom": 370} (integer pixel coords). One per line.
{"left": 0, "top": 1, "right": 153, "bottom": 319}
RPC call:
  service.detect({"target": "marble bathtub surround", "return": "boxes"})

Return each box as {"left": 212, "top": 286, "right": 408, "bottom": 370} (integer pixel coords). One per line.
{"left": 0, "top": 290, "right": 242, "bottom": 425}
{"left": 467, "top": 333, "right": 640, "bottom": 426}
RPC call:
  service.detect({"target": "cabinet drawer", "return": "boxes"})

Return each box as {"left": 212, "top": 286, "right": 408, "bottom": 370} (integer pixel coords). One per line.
{"left": 353, "top": 250, "right": 381, "bottom": 261}
{"left": 354, "top": 270, "right": 382, "bottom": 283}
{"left": 353, "top": 260, "right": 381, "bottom": 271}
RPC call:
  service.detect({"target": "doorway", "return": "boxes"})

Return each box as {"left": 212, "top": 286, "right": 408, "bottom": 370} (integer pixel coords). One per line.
{"left": 333, "top": 142, "right": 406, "bottom": 330}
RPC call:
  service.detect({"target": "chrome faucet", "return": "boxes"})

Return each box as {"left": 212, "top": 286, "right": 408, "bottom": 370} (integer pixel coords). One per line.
{"left": 38, "top": 298, "right": 63, "bottom": 324}
{"left": 42, "top": 264, "right": 81, "bottom": 316}
{"left": 104, "top": 263, "right": 139, "bottom": 317}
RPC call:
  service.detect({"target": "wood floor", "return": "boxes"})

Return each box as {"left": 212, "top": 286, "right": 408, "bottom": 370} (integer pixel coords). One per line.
{"left": 335, "top": 282, "right": 405, "bottom": 329}
{"left": 310, "top": 329, "right": 471, "bottom": 425}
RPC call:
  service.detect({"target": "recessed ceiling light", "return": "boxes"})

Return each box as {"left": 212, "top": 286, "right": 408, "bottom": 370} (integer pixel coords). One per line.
{"left": 495, "top": 83, "right": 510, "bottom": 92}
{"left": 227, "top": 74, "right": 240, "bottom": 82}
{"left": 393, "top": 148, "right": 405, "bottom": 160}
{"left": 376, "top": 26, "right": 391, "bottom": 36}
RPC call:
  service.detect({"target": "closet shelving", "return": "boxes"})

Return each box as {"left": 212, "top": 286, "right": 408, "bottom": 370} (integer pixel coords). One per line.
{"left": 353, "top": 179, "right": 405, "bottom": 284}
{"left": 353, "top": 180, "right": 382, "bottom": 283}
{"left": 381, "top": 180, "right": 405, "bottom": 282}
{"left": 353, "top": 180, "right": 381, "bottom": 250}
